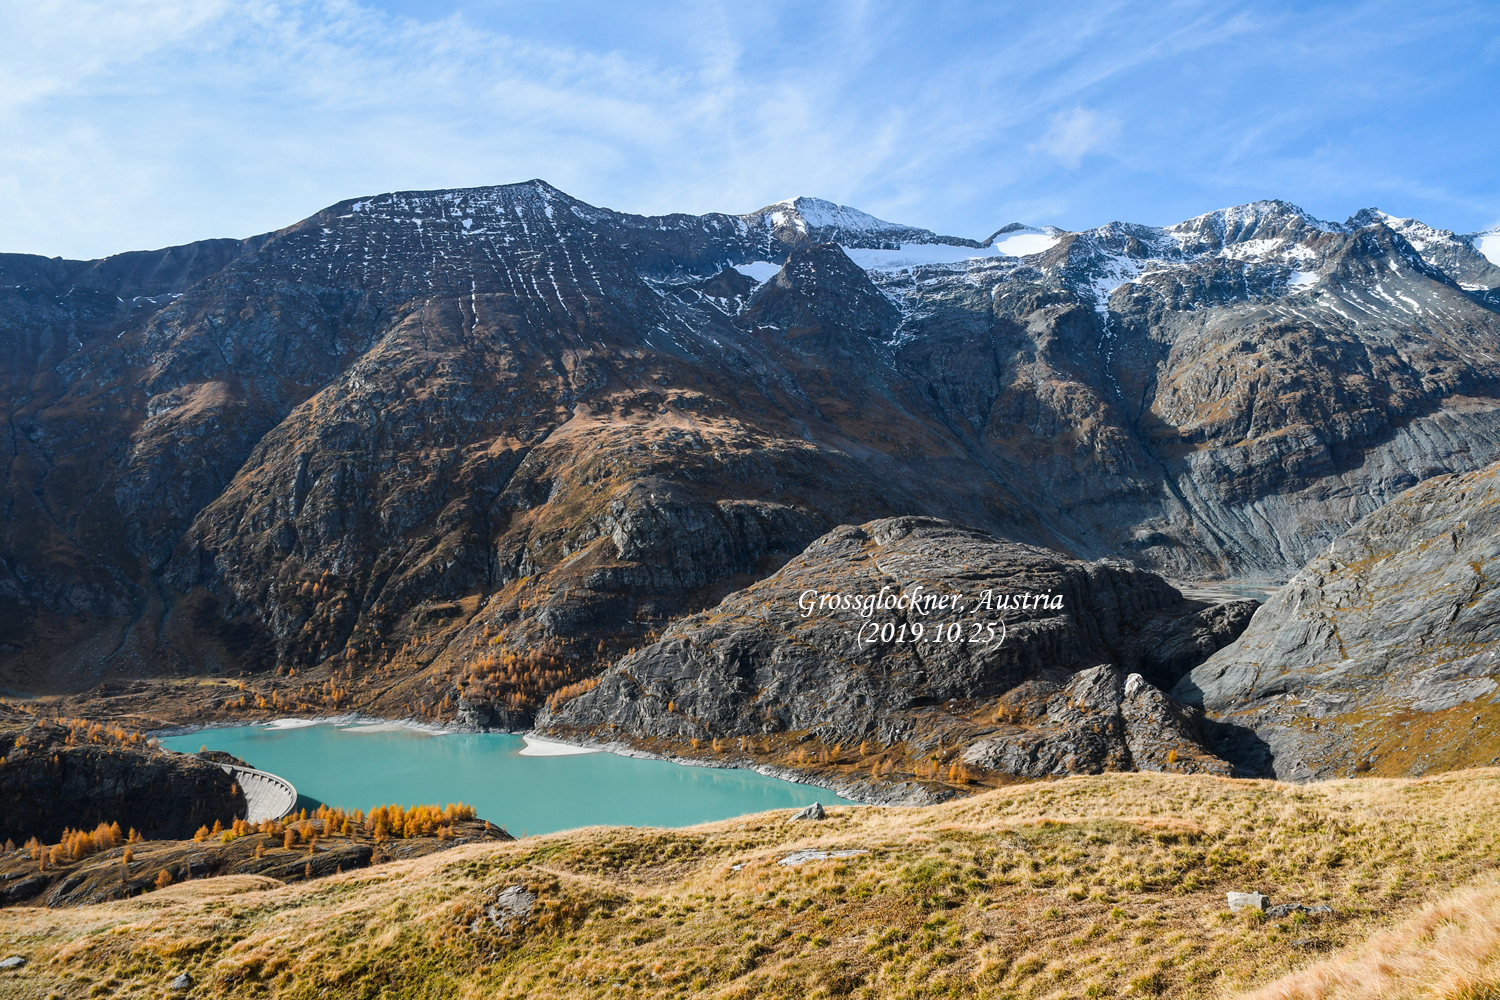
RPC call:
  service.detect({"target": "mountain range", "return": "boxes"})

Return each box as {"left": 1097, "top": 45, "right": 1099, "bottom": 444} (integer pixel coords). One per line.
{"left": 5, "top": 180, "right": 1500, "bottom": 785}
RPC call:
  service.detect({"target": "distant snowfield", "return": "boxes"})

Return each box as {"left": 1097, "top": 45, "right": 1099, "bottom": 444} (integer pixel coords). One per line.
{"left": 733, "top": 261, "right": 783, "bottom": 283}
{"left": 842, "top": 231, "right": 1060, "bottom": 272}
{"left": 1478, "top": 232, "right": 1500, "bottom": 267}
{"left": 1287, "top": 271, "right": 1319, "bottom": 287}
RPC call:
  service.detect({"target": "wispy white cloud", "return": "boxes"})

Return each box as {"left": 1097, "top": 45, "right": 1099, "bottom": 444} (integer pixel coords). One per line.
{"left": 1032, "top": 108, "right": 1120, "bottom": 169}
{"left": 1, "top": 0, "right": 1497, "bottom": 257}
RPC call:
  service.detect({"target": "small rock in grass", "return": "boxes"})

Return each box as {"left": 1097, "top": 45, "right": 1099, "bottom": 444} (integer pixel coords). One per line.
{"left": 1226, "top": 891, "right": 1269, "bottom": 912}
{"left": 777, "top": 849, "right": 867, "bottom": 866}
{"left": 789, "top": 802, "right": 825, "bottom": 821}
{"left": 0, "top": 956, "right": 26, "bottom": 969}
{"left": 1268, "top": 902, "right": 1333, "bottom": 919}
{"left": 171, "top": 971, "right": 192, "bottom": 990}
{"left": 474, "top": 885, "right": 536, "bottom": 933}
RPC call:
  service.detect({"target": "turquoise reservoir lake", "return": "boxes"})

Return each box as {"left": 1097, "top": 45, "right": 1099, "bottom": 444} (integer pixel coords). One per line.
{"left": 162, "top": 722, "right": 854, "bottom": 835}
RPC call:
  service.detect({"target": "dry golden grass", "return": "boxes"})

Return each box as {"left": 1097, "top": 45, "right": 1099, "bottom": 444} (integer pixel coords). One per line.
{"left": 4, "top": 769, "right": 1500, "bottom": 999}
{"left": 1241, "top": 877, "right": 1500, "bottom": 1000}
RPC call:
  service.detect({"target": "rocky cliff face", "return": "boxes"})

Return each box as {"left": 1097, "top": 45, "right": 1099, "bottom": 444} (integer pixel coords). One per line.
{"left": 2, "top": 182, "right": 1498, "bottom": 762}
{"left": 0, "top": 715, "right": 243, "bottom": 844}
{"left": 539, "top": 517, "right": 1252, "bottom": 786}
{"left": 1175, "top": 459, "right": 1500, "bottom": 779}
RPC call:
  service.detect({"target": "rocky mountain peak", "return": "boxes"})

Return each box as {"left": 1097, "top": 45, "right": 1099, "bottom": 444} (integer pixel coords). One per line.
{"left": 1166, "top": 199, "right": 1339, "bottom": 255}
{"left": 738, "top": 242, "right": 901, "bottom": 346}
{"left": 740, "top": 196, "right": 947, "bottom": 250}
{"left": 323, "top": 178, "right": 590, "bottom": 225}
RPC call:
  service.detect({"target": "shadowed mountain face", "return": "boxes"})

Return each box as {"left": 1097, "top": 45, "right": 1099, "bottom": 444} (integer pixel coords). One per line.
{"left": 3, "top": 182, "right": 1500, "bottom": 740}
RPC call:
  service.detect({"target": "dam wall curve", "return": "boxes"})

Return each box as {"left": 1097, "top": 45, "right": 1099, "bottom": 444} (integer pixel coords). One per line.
{"left": 219, "top": 763, "right": 298, "bottom": 823}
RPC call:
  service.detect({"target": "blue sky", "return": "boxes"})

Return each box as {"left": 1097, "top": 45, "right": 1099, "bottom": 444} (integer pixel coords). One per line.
{"left": 4, "top": 0, "right": 1498, "bottom": 259}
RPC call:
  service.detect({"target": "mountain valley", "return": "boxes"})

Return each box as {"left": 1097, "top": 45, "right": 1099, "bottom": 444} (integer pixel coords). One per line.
{"left": 4, "top": 182, "right": 1500, "bottom": 788}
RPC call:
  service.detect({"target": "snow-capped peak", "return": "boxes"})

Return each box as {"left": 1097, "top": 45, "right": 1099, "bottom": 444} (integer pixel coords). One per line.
{"left": 771, "top": 197, "right": 905, "bottom": 234}
{"left": 740, "top": 197, "right": 947, "bottom": 250}
{"left": 1167, "top": 200, "right": 1339, "bottom": 254}
{"left": 1347, "top": 207, "right": 1457, "bottom": 253}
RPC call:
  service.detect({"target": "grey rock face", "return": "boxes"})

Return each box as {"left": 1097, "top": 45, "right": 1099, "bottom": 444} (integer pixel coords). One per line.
{"left": 1266, "top": 902, "right": 1333, "bottom": 919}
{"left": 961, "top": 665, "right": 1233, "bottom": 777}
{"left": 0, "top": 955, "right": 26, "bottom": 969}
{"left": 541, "top": 517, "right": 1247, "bottom": 778}
{"left": 1226, "top": 892, "right": 1269, "bottom": 912}
{"left": 0, "top": 719, "right": 243, "bottom": 844}
{"left": 1176, "top": 459, "right": 1500, "bottom": 778}
{"left": 788, "top": 802, "right": 825, "bottom": 821}
{"left": 170, "top": 972, "right": 192, "bottom": 990}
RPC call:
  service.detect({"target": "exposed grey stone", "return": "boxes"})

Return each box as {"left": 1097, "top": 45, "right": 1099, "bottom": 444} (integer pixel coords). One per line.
{"left": 1227, "top": 891, "right": 1269, "bottom": 911}
{"left": 777, "top": 849, "right": 867, "bottom": 866}
{"left": 1267, "top": 903, "right": 1333, "bottom": 919}
{"left": 1177, "top": 461, "right": 1500, "bottom": 778}
{"left": 788, "top": 802, "right": 825, "bottom": 821}
{"left": 961, "top": 665, "right": 1233, "bottom": 778}
{"left": 543, "top": 518, "right": 1247, "bottom": 780}
{"left": 479, "top": 885, "right": 536, "bottom": 933}
{"left": 0, "top": 956, "right": 26, "bottom": 969}
{"left": 170, "top": 972, "right": 192, "bottom": 990}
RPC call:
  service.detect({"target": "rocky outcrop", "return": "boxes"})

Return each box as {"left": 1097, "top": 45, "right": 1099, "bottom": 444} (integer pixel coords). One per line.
{"left": 540, "top": 517, "right": 1249, "bottom": 778}
{"left": 1175, "top": 459, "right": 1500, "bottom": 778}
{"left": 961, "top": 666, "right": 1232, "bottom": 778}
{"left": 0, "top": 718, "right": 243, "bottom": 844}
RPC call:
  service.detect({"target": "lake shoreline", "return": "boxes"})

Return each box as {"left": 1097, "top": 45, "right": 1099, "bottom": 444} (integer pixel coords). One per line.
{"left": 163, "top": 722, "right": 862, "bottom": 836}
{"left": 153, "top": 714, "right": 936, "bottom": 807}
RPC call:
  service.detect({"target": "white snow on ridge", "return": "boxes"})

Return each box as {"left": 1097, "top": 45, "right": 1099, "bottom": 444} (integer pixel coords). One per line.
{"left": 1287, "top": 271, "right": 1318, "bottom": 287}
{"left": 843, "top": 231, "right": 1061, "bottom": 272}
{"left": 1477, "top": 232, "right": 1500, "bottom": 267}
{"left": 991, "top": 231, "right": 1061, "bottom": 256}
{"left": 1217, "top": 238, "right": 1284, "bottom": 261}
{"left": 788, "top": 197, "right": 901, "bottom": 232}
{"left": 734, "top": 261, "right": 783, "bottom": 283}
{"left": 751, "top": 197, "right": 913, "bottom": 238}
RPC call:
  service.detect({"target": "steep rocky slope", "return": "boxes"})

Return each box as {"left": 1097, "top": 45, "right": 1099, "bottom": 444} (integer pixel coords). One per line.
{"left": 3, "top": 182, "right": 1499, "bottom": 764}
{"left": 540, "top": 516, "right": 1254, "bottom": 790}
{"left": 1175, "top": 458, "right": 1500, "bottom": 779}
{"left": 0, "top": 712, "right": 243, "bottom": 843}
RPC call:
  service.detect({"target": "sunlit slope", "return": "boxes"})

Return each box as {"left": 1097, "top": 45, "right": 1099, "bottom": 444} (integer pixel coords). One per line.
{"left": 5, "top": 769, "right": 1500, "bottom": 999}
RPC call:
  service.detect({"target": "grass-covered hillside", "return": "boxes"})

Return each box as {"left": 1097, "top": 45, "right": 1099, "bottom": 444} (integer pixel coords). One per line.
{"left": 4, "top": 770, "right": 1500, "bottom": 999}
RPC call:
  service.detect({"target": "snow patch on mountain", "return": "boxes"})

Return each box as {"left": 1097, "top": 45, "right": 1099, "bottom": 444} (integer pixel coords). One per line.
{"left": 1088, "top": 254, "right": 1146, "bottom": 319}
{"left": 733, "top": 261, "right": 783, "bottom": 283}
{"left": 1478, "top": 232, "right": 1500, "bottom": 267}
{"left": 843, "top": 229, "right": 1060, "bottom": 272}
{"left": 992, "top": 230, "right": 1061, "bottom": 256}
